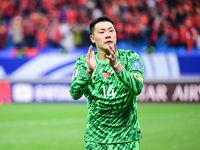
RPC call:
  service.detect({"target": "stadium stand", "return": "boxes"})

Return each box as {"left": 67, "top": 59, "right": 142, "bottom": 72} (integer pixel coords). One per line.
{"left": 0, "top": 0, "right": 200, "bottom": 55}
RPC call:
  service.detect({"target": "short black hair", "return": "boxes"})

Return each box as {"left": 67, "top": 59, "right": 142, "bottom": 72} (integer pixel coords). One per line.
{"left": 89, "top": 16, "right": 114, "bottom": 34}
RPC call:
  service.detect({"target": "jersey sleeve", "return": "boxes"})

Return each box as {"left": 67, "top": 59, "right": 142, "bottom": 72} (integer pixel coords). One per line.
{"left": 69, "top": 55, "right": 90, "bottom": 100}
{"left": 117, "top": 51, "right": 144, "bottom": 96}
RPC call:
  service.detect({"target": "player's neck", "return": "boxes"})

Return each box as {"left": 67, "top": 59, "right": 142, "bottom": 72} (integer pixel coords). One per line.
{"left": 97, "top": 49, "right": 109, "bottom": 62}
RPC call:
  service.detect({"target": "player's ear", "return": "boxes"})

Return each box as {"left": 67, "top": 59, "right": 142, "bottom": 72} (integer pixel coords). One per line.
{"left": 90, "top": 35, "right": 95, "bottom": 43}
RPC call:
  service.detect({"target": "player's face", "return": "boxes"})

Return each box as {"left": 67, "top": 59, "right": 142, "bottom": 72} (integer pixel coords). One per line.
{"left": 90, "top": 21, "right": 117, "bottom": 52}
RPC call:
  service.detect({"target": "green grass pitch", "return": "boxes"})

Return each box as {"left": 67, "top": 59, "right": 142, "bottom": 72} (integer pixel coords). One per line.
{"left": 0, "top": 103, "right": 200, "bottom": 150}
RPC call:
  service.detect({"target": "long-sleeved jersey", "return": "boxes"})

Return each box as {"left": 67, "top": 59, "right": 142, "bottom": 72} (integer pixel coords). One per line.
{"left": 70, "top": 49, "right": 144, "bottom": 143}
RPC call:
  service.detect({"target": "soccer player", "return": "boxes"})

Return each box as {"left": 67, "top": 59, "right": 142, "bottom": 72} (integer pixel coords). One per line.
{"left": 70, "top": 16, "right": 144, "bottom": 150}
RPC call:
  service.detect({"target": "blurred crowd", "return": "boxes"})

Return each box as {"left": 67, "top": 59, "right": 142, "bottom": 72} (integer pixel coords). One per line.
{"left": 0, "top": 0, "right": 200, "bottom": 54}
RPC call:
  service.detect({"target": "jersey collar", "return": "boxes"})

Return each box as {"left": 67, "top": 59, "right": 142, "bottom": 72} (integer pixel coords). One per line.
{"left": 95, "top": 50, "right": 118, "bottom": 64}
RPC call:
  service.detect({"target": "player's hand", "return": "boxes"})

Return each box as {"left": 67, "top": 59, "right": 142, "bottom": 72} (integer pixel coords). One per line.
{"left": 86, "top": 45, "right": 97, "bottom": 72}
{"left": 106, "top": 43, "right": 119, "bottom": 68}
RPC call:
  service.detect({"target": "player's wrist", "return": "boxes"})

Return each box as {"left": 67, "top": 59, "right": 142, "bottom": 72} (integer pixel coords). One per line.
{"left": 112, "top": 62, "right": 123, "bottom": 75}
{"left": 87, "top": 68, "right": 93, "bottom": 72}
{"left": 85, "top": 69, "right": 93, "bottom": 77}
{"left": 112, "top": 62, "right": 120, "bottom": 69}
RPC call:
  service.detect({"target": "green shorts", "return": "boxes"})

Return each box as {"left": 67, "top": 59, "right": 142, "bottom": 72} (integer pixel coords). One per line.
{"left": 84, "top": 140, "right": 140, "bottom": 150}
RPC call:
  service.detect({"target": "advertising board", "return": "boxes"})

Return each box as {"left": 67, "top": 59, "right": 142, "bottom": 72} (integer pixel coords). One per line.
{"left": 1, "top": 80, "right": 199, "bottom": 103}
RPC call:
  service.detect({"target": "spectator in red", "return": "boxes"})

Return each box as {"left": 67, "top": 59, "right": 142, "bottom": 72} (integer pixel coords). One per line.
{"left": 49, "top": 18, "right": 61, "bottom": 48}
{"left": 0, "top": 20, "right": 8, "bottom": 49}
{"left": 0, "top": 0, "right": 15, "bottom": 22}
{"left": 66, "top": 7, "right": 78, "bottom": 25}
{"left": 23, "top": 17, "right": 36, "bottom": 48}
{"left": 18, "top": 0, "right": 29, "bottom": 14}
{"left": 55, "top": 0, "right": 68, "bottom": 9}
{"left": 18, "top": 0, "right": 38, "bottom": 16}
{"left": 115, "top": 22, "right": 125, "bottom": 41}
{"left": 183, "top": 14, "right": 196, "bottom": 52}
{"left": 165, "top": 25, "right": 179, "bottom": 46}
{"left": 194, "top": 12, "right": 200, "bottom": 32}
{"left": 41, "top": 0, "right": 55, "bottom": 14}
{"left": 147, "top": 10, "right": 160, "bottom": 47}
{"left": 36, "top": 26, "right": 49, "bottom": 50}
{"left": 178, "top": 24, "right": 193, "bottom": 52}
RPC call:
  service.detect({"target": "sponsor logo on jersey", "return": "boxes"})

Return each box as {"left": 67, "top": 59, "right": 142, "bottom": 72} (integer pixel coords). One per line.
{"left": 132, "top": 61, "right": 141, "bottom": 70}
{"left": 103, "top": 72, "right": 110, "bottom": 78}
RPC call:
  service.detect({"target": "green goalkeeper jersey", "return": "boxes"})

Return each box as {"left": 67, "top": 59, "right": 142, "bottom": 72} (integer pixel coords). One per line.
{"left": 70, "top": 49, "right": 144, "bottom": 143}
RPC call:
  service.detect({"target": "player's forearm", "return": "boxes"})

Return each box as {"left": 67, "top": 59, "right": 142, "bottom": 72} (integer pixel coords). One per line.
{"left": 69, "top": 75, "right": 90, "bottom": 100}
{"left": 117, "top": 68, "right": 143, "bottom": 95}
